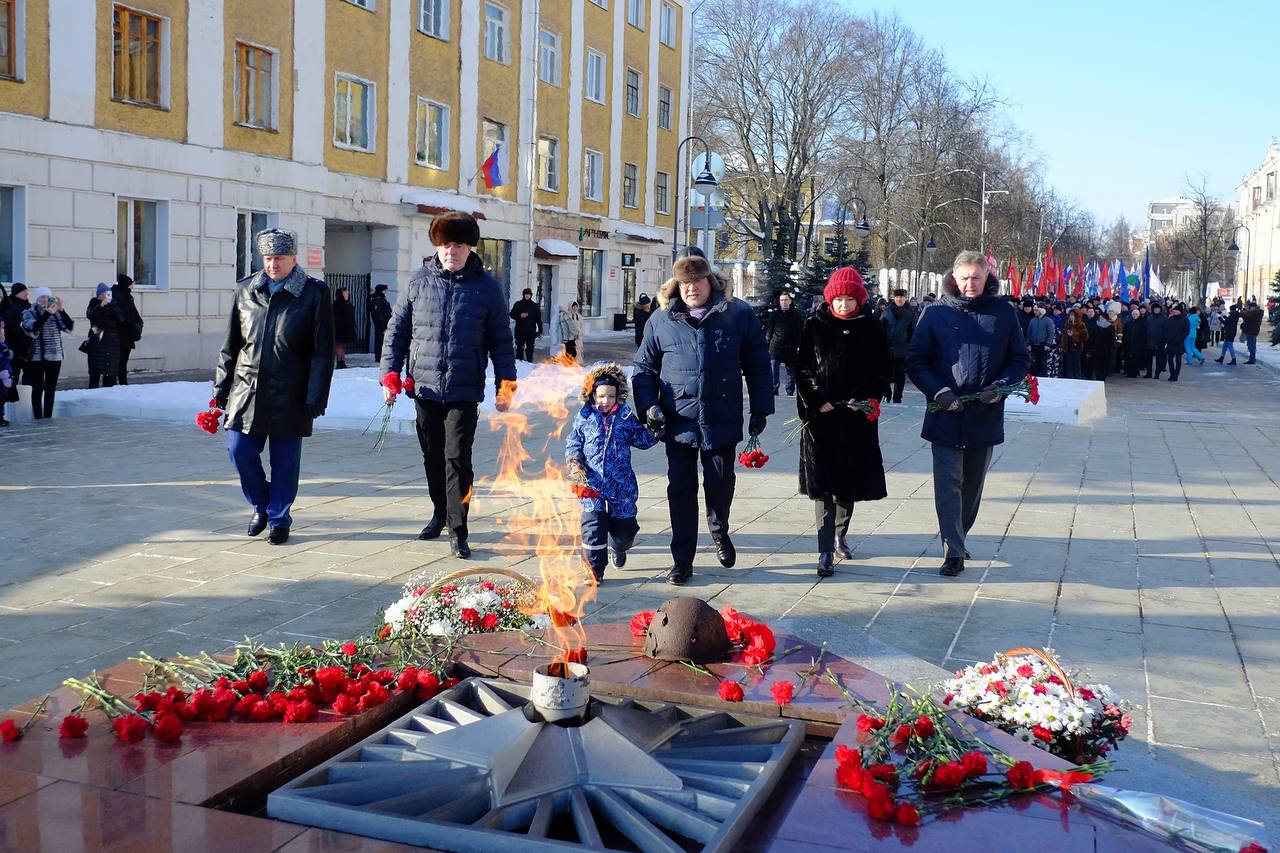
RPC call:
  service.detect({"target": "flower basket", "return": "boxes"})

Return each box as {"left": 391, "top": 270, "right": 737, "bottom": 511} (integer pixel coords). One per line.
{"left": 379, "top": 569, "right": 551, "bottom": 638}
{"left": 415, "top": 568, "right": 540, "bottom": 610}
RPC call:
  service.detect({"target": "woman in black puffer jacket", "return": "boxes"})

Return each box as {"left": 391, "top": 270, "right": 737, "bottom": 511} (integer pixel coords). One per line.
{"left": 86, "top": 283, "right": 125, "bottom": 388}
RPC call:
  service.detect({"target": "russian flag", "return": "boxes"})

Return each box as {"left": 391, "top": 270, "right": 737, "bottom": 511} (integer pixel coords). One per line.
{"left": 482, "top": 143, "right": 507, "bottom": 189}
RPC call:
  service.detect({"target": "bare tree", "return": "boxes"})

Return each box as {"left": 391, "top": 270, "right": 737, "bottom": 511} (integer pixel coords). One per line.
{"left": 1163, "top": 174, "right": 1233, "bottom": 301}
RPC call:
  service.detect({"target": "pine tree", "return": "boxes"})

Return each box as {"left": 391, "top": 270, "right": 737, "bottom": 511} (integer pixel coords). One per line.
{"left": 1270, "top": 269, "right": 1280, "bottom": 297}
{"left": 759, "top": 217, "right": 799, "bottom": 318}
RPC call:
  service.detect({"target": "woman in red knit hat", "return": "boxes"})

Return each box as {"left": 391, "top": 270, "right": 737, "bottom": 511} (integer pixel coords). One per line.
{"left": 793, "top": 267, "right": 892, "bottom": 577}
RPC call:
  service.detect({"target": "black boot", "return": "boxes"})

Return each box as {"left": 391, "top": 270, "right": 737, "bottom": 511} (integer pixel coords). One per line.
{"left": 247, "top": 511, "right": 268, "bottom": 537}
{"left": 1214, "top": 356, "right": 1224, "bottom": 363}
{"left": 449, "top": 531, "right": 471, "bottom": 559}
{"left": 1229, "top": 359, "right": 1237, "bottom": 365}
{"left": 817, "top": 552, "right": 834, "bottom": 577}
{"left": 611, "top": 546, "right": 627, "bottom": 568}
{"left": 268, "top": 525, "right": 290, "bottom": 545}
{"left": 939, "top": 557, "right": 965, "bottom": 577}
{"left": 417, "top": 516, "right": 445, "bottom": 540}
{"left": 666, "top": 563, "right": 693, "bottom": 586}
{"left": 713, "top": 535, "right": 736, "bottom": 568}
{"left": 835, "top": 536, "right": 853, "bottom": 560}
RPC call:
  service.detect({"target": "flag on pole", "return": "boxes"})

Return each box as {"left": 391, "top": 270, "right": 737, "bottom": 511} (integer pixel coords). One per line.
{"left": 1008, "top": 255, "right": 1021, "bottom": 297}
{"left": 1113, "top": 260, "right": 1127, "bottom": 302}
{"left": 1075, "top": 254, "right": 1085, "bottom": 299}
{"left": 1061, "top": 265, "right": 1072, "bottom": 301}
{"left": 1141, "top": 247, "right": 1151, "bottom": 300}
{"left": 1149, "top": 265, "right": 1163, "bottom": 296}
{"left": 481, "top": 143, "right": 507, "bottom": 188}
{"left": 1033, "top": 260, "right": 1043, "bottom": 296}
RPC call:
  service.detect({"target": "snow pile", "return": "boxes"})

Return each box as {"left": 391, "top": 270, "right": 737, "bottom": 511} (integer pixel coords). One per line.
{"left": 1005, "top": 377, "right": 1107, "bottom": 426}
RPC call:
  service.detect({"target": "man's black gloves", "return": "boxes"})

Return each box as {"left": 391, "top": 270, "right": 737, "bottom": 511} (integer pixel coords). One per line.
{"left": 748, "top": 413, "right": 768, "bottom": 437}
{"left": 934, "top": 390, "right": 964, "bottom": 412}
{"left": 645, "top": 405, "right": 666, "bottom": 440}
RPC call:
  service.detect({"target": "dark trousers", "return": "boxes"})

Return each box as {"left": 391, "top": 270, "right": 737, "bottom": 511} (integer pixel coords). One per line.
{"left": 1149, "top": 349, "right": 1164, "bottom": 377}
{"left": 931, "top": 444, "right": 993, "bottom": 559}
{"left": 889, "top": 356, "right": 907, "bottom": 402}
{"left": 415, "top": 399, "right": 479, "bottom": 535}
{"left": 515, "top": 333, "right": 536, "bottom": 362}
{"left": 372, "top": 327, "right": 386, "bottom": 363}
{"left": 563, "top": 339, "right": 578, "bottom": 360}
{"left": 1030, "top": 345, "right": 1048, "bottom": 377}
{"left": 1165, "top": 347, "right": 1182, "bottom": 380}
{"left": 815, "top": 497, "right": 853, "bottom": 553}
{"left": 88, "top": 372, "right": 117, "bottom": 389}
{"left": 1062, "top": 349, "right": 1082, "bottom": 379}
{"left": 1144, "top": 349, "right": 1158, "bottom": 377}
{"left": 665, "top": 442, "right": 736, "bottom": 566}
{"left": 581, "top": 505, "right": 639, "bottom": 572}
{"left": 1244, "top": 334, "right": 1258, "bottom": 361}
{"left": 117, "top": 347, "right": 131, "bottom": 385}
{"left": 226, "top": 430, "right": 303, "bottom": 528}
{"left": 771, "top": 359, "right": 795, "bottom": 395}
{"left": 27, "top": 361, "right": 61, "bottom": 419}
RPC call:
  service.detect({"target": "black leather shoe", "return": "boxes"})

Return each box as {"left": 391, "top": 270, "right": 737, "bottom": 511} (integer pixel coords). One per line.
{"left": 836, "top": 536, "right": 853, "bottom": 560}
{"left": 713, "top": 535, "right": 736, "bottom": 568}
{"left": 450, "top": 533, "right": 471, "bottom": 559}
{"left": 268, "top": 526, "right": 290, "bottom": 545}
{"left": 965, "top": 550, "right": 971, "bottom": 560}
{"left": 611, "top": 548, "right": 627, "bottom": 568}
{"left": 247, "top": 512, "right": 268, "bottom": 537}
{"left": 667, "top": 564, "right": 692, "bottom": 586}
{"left": 939, "top": 557, "right": 964, "bottom": 577}
{"left": 817, "top": 552, "right": 834, "bottom": 577}
{"left": 417, "top": 516, "right": 445, "bottom": 540}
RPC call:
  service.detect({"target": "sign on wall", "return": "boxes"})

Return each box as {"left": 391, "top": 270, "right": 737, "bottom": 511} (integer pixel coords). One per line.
{"left": 621, "top": 253, "right": 636, "bottom": 267}
{"left": 306, "top": 247, "right": 325, "bottom": 268}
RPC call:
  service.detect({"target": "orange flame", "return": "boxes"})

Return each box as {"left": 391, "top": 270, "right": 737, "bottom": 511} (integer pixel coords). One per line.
{"left": 483, "top": 359, "right": 592, "bottom": 662}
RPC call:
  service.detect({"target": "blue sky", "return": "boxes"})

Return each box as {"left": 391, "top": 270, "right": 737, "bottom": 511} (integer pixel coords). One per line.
{"left": 875, "top": 0, "right": 1279, "bottom": 225}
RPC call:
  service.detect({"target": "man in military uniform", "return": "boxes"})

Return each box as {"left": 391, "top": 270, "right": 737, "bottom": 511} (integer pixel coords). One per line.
{"left": 213, "top": 229, "right": 335, "bottom": 545}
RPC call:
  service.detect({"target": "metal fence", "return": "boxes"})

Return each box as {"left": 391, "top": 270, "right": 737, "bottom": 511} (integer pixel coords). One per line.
{"left": 325, "top": 273, "right": 371, "bottom": 353}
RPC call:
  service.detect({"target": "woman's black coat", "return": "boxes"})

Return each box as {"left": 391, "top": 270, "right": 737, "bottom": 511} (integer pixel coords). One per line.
{"left": 85, "top": 298, "right": 125, "bottom": 376}
{"left": 794, "top": 304, "right": 891, "bottom": 502}
{"left": 333, "top": 295, "right": 358, "bottom": 345}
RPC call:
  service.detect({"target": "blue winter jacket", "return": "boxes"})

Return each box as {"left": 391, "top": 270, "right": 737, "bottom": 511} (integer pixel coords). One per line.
{"left": 906, "top": 271, "right": 1031, "bottom": 449}
{"left": 565, "top": 402, "right": 658, "bottom": 518}
{"left": 381, "top": 252, "right": 516, "bottom": 403}
{"left": 632, "top": 293, "right": 773, "bottom": 450}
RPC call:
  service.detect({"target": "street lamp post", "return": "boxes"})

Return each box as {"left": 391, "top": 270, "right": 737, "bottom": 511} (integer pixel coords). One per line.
{"left": 922, "top": 236, "right": 937, "bottom": 298}
{"left": 1227, "top": 223, "right": 1252, "bottom": 302}
{"left": 834, "top": 195, "right": 871, "bottom": 263}
{"left": 978, "top": 170, "right": 1008, "bottom": 247}
{"left": 672, "top": 135, "right": 719, "bottom": 263}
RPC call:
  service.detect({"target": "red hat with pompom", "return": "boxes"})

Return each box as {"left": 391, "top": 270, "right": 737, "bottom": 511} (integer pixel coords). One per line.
{"left": 824, "top": 267, "right": 867, "bottom": 308}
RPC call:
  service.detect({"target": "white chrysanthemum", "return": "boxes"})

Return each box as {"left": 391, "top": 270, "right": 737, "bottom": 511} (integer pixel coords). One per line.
{"left": 425, "top": 620, "right": 451, "bottom": 636}
{"left": 529, "top": 614, "right": 552, "bottom": 629}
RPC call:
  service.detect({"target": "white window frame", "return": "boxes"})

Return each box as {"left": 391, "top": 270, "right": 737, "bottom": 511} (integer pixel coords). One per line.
{"left": 415, "top": 97, "right": 449, "bottom": 169}
{"left": 588, "top": 0, "right": 606, "bottom": 7}
{"left": 418, "top": 0, "right": 448, "bottom": 39}
{"left": 584, "top": 149, "right": 604, "bottom": 202}
{"left": 233, "top": 39, "right": 278, "bottom": 131}
{"left": 1, "top": 0, "right": 27, "bottom": 81}
{"left": 343, "top": 0, "right": 374, "bottom": 9}
{"left": 537, "top": 136, "right": 560, "bottom": 192}
{"left": 333, "top": 72, "right": 376, "bottom": 152}
{"left": 658, "top": 85, "right": 672, "bottom": 130}
{"left": 626, "top": 0, "right": 645, "bottom": 29}
{"left": 622, "top": 163, "right": 638, "bottom": 209}
{"left": 659, "top": 1, "right": 676, "bottom": 47}
{"left": 0, "top": 184, "right": 28, "bottom": 286}
{"left": 538, "top": 28, "right": 560, "bottom": 86}
{"left": 625, "top": 67, "right": 642, "bottom": 117}
{"left": 116, "top": 196, "right": 170, "bottom": 291}
{"left": 235, "top": 208, "right": 279, "bottom": 279}
{"left": 655, "top": 171, "right": 670, "bottom": 215}
{"left": 483, "top": 1, "right": 510, "bottom": 65}
{"left": 585, "top": 49, "right": 606, "bottom": 104}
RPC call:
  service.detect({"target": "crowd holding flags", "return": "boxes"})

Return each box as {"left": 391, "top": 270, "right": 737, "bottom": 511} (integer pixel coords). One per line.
{"left": 995, "top": 245, "right": 1171, "bottom": 304}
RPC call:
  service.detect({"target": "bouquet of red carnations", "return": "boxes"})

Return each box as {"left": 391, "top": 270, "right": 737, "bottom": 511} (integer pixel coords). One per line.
{"left": 738, "top": 434, "right": 769, "bottom": 468}
{"left": 365, "top": 373, "right": 414, "bottom": 450}
{"left": 926, "top": 374, "right": 1040, "bottom": 413}
{"left": 195, "top": 398, "right": 223, "bottom": 435}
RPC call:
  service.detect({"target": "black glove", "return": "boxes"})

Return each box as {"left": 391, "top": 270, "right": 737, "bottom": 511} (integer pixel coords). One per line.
{"left": 214, "top": 397, "right": 228, "bottom": 411}
{"left": 306, "top": 404, "right": 326, "bottom": 418}
{"left": 645, "top": 405, "right": 666, "bottom": 439}
{"left": 748, "top": 413, "right": 768, "bottom": 436}
{"left": 978, "top": 384, "right": 1001, "bottom": 405}
{"left": 566, "top": 456, "right": 588, "bottom": 487}
{"left": 934, "top": 390, "right": 964, "bottom": 412}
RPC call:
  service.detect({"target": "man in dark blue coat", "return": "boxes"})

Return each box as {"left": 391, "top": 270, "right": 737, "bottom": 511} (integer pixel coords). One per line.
{"left": 633, "top": 255, "right": 773, "bottom": 585}
{"left": 382, "top": 212, "right": 517, "bottom": 558}
{"left": 907, "top": 251, "right": 1030, "bottom": 578}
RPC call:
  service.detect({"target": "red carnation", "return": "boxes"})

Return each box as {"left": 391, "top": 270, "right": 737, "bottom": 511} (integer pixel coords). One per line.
{"left": 865, "top": 789, "right": 896, "bottom": 822}
{"left": 283, "top": 700, "right": 317, "bottom": 723}
{"left": 835, "top": 761, "right": 864, "bottom": 791}
{"left": 630, "top": 611, "right": 655, "bottom": 638}
{"left": 359, "top": 683, "right": 389, "bottom": 711}
{"left": 380, "top": 372, "right": 402, "bottom": 395}
{"left": 1016, "top": 663, "right": 1034, "bottom": 678}
{"left": 930, "top": 761, "right": 967, "bottom": 790}
{"left": 867, "top": 764, "right": 898, "bottom": 785}
{"left": 894, "top": 803, "right": 921, "bottom": 827}
{"left": 856, "top": 715, "right": 885, "bottom": 734}
{"left": 59, "top": 714, "right": 89, "bottom": 739}
{"left": 913, "top": 714, "right": 936, "bottom": 739}
{"left": 740, "top": 623, "right": 776, "bottom": 666}
{"left": 134, "top": 691, "right": 161, "bottom": 712}
{"left": 247, "top": 670, "right": 270, "bottom": 693}
{"left": 1078, "top": 687, "right": 1095, "bottom": 701}
{"left": 481, "top": 613, "right": 499, "bottom": 630}
{"left": 378, "top": 624, "right": 393, "bottom": 640}
{"left": 415, "top": 672, "right": 442, "bottom": 701}
{"left": 195, "top": 409, "right": 221, "bottom": 434}
{"left": 332, "top": 694, "right": 360, "bottom": 716}
{"left": 396, "top": 667, "right": 420, "bottom": 692}
{"left": 1032, "top": 725, "right": 1055, "bottom": 743}
{"left": 890, "top": 724, "right": 912, "bottom": 747}
{"left": 719, "top": 606, "right": 754, "bottom": 644}
{"left": 770, "top": 681, "right": 795, "bottom": 705}
{"left": 154, "top": 714, "right": 183, "bottom": 744}
{"left": 834, "top": 744, "right": 859, "bottom": 766}
{"left": 718, "top": 681, "right": 744, "bottom": 703}
{"left": 0, "top": 719, "right": 20, "bottom": 742}
{"left": 112, "top": 715, "right": 148, "bottom": 744}
{"left": 249, "top": 700, "right": 276, "bottom": 722}
{"left": 208, "top": 691, "right": 236, "bottom": 722}
{"left": 234, "top": 694, "right": 260, "bottom": 718}
{"left": 1005, "top": 760, "right": 1036, "bottom": 790}
{"left": 401, "top": 375, "right": 415, "bottom": 394}
{"left": 460, "top": 608, "right": 481, "bottom": 628}
{"left": 341, "top": 641, "right": 358, "bottom": 657}
{"left": 960, "top": 750, "right": 988, "bottom": 778}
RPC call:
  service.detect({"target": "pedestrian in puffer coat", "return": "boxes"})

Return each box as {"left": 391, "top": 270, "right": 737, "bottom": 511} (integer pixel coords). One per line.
{"left": 112, "top": 274, "right": 143, "bottom": 384}
{"left": 381, "top": 212, "right": 517, "bottom": 558}
{"left": 632, "top": 254, "right": 773, "bottom": 585}
{"left": 907, "top": 252, "right": 1030, "bottom": 578}
{"left": 795, "top": 269, "right": 890, "bottom": 578}
{"left": 0, "top": 324, "right": 15, "bottom": 426}
{"left": 1216, "top": 305, "right": 1241, "bottom": 364}
{"left": 85, "top": 283, "right": 125, "bottom": 388}
{"left": 1143, "top": 302, "right": 1166, "bottom": 378}
{"left": 368, "top": 285, "right": 392, "bottom": 362}
{"left": 1160, "top": 305, "right": 1190, "bottom": 381}
{"left": 1122, "top": 306, "right": 1147, "bottom": 377}
{"left": 565, "top": 363, "right": 659, "bottom": 582}
{"left": 332, "top": 287, "right": 357, "bottom": 368}
{"left": 879, "top": 291, "right": 916, "bottom": 403}
{"left": 764, "top": 291, "right": 804, "bottom": 395}
{"left": 22, "top": 287, "right": 74, "bottom": 420}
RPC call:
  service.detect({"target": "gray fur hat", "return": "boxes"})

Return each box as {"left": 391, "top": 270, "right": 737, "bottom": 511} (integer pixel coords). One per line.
{"left": 255, "top": 228, "right": 298, "bottom": 257}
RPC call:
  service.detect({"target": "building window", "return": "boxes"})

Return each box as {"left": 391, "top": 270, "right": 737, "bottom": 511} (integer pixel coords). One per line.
{"left": 585, "top": 49, "right": 606, "bottom": 104}
{"left": 483, "top": 2, "right": 509, "bottom": 64}
{"left": 655, "top": 171, "right": 669, "bottom": 215}
{"left": 0, "top": 0, "right": 16, "bottom": 80}
{"left": 344, "top": 0, "right": 374, "bottom": 8}
{"left": 578, "top": 248, "right": 605, "bottom": 317}
{"left": 626, "top": 0, "right": 644, "bottom": 28}
{"left": 625, "top": 68, "right": 641, "bottom": 117}
{"left": 623, "top": 163, "right": 638, "bottom": 209}
{"left": 478, "top": 238, "right": 512, "bottom": 302}
{"left": 334, "top": 73, "right": 375, "bottom": 151}
{"left": 659, "top": 1, "right": 676, "bottom": 47}
{"left": 0, "top": 186, "right": 19, "bottom": 284}
{"left": 415, "top": 98, "right": 448, "bottom": 169}
{"left": 1268, "top": 172, "right": 1277, "bottom": 203}
{"left": 583, "top": 149, "right": 604, "bottom": 202}
{"left": 538, "top": 28, "right": 560, "bottom": 86}
{"left": 537, "top": 136, "right": 560, "bottom": 192}
{"left": 234, "top": 42, "right": 275, "bottom": 130}
{"left": 588, "top": 0, "right": 606, "bottom": 7}
{"left": 235, "top": 209, "right": 276, "bottom": 279}
{"left": 117, "top": 198, "right": 165, "bottom": 288}
{"left": 418, "top": 0, "right": 447, "bottom": 38}
{"left": 482, "top": 117, "right": 506, "bottom": 161}
{"left": 1252, "top": 186, "right": 1262, "bottom": 211}
{"left": 658, "top": 85, "right": 672, "bottom": 130}
{"left": 112, "top": 5, "right": 164, "bottom": 106}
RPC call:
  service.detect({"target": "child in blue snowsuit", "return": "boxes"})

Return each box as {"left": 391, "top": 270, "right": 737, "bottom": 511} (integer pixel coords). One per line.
{"left": 565, "top": 362, "right": 659, "bottom": 582}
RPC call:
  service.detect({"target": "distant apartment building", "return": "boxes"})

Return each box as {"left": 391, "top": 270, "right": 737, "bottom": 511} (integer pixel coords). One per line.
{"left": 1234, "top": 139, "right": 1280, "bottom": 303}
{"left": 0, "top": 0, "right": 690, "bottom": 375}
{"left": 1146, "top": 196, "right": 1199, "bottom": 241}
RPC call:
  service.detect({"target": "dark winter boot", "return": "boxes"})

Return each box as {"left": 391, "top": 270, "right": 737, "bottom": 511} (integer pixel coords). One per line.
{"left": 713, "top": 535, "right": 736, "bottom": 568}
{"left": 939, "top": 557, "right": 965, "bottom": 577}
{"left": 449, "top": 531, "right": 471, "bottom": 559}
{"left": 1229, "top": 359, "right": 1237, "bottom": 365}
{"left": 666, "top": 563, "right": 693, "bottom": 586}
{"left": 1214, "top": 356, "right": 1224, "bottom": 363}
{"left": 417, "top": 516, "right": 445, "bottom": 540}
{"left": 610, "top": 547, "right": 627, "bottom": 568}
{"left": 817, "top": 552, "right": 834, "bottom": 578}
{"left": 835, "top": 536, "right": 853, "bottom": 560}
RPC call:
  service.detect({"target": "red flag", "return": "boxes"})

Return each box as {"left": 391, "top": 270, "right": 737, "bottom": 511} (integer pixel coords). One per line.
{"left": 1074, "top": 255, "right": 1085, "bottom": 299}
{"left": 1008, "top": 255, "right": 1021, "bottom": 298}
{"left": 1099, "top": 261, "right": 1112, "bottom": 300}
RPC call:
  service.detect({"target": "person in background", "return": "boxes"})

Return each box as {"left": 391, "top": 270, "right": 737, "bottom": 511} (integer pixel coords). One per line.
{"left": 1017, "top": 297, "right": 1035, "bottom": 341}
{"left": 1216, "top": 303, "right": 1240, "bottom": 365}
{"left": 1144, "top": 301, "right": 1166, "bottom": 378}
{"left": 0, "top": 320, "right": 15, "bottom": 426}
{"left": 1240, "top": 301, "right": 1264, "bottom": 364}
{"left": 214, "top": 229, "right": 335, "bottom": 546}
{"left": 1087, "top": 305, "right": 1117, "bottom": 381}
{"left": 85, "top": 282, "right": 125, "bottom": 388}
{"left": 332, "top": 286, "right": 357, "bottom": 369}
{"left": 1161, "top": 303, "right": 1190, "bottom": 382}
{"left": 110, "top": 274, "right": 143, "bottom": 384}
{"left": 1122, "top": 304, "right": 1147, "bottom": 378}
{"left": 368, "top": 284, "right": 393, "bottom": 362}
{"left": 510, "top": 287, "right": 543, "bottom": 362}
{"left": 765, "top": 291, "right": 804, "bottom": 396}
{"left": 556, "top": 301, "right": 584, "bottom": 362}
{"left": 21, "top": 287, "right": 74, "bottom": 420}
{"left": 1060, "top": 308, "right": 1088, "bottom": 380}
{"left": 2, "top": 283, "right": 31, "bottom": 390}
{"left": 1207, "top": 303, "right": 1223, "bottom": 347}
{"left": 1026, "top": 305, "right": 1055, "bottom": 377}
{"left": 1184, "top": 306, "right": 1205, "bottom": 366}
{"left": 879, "top": 288, "right": 916, "bottom": 403}
{"left": 633, "top": 293, "right": 654, "bottom": 348}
